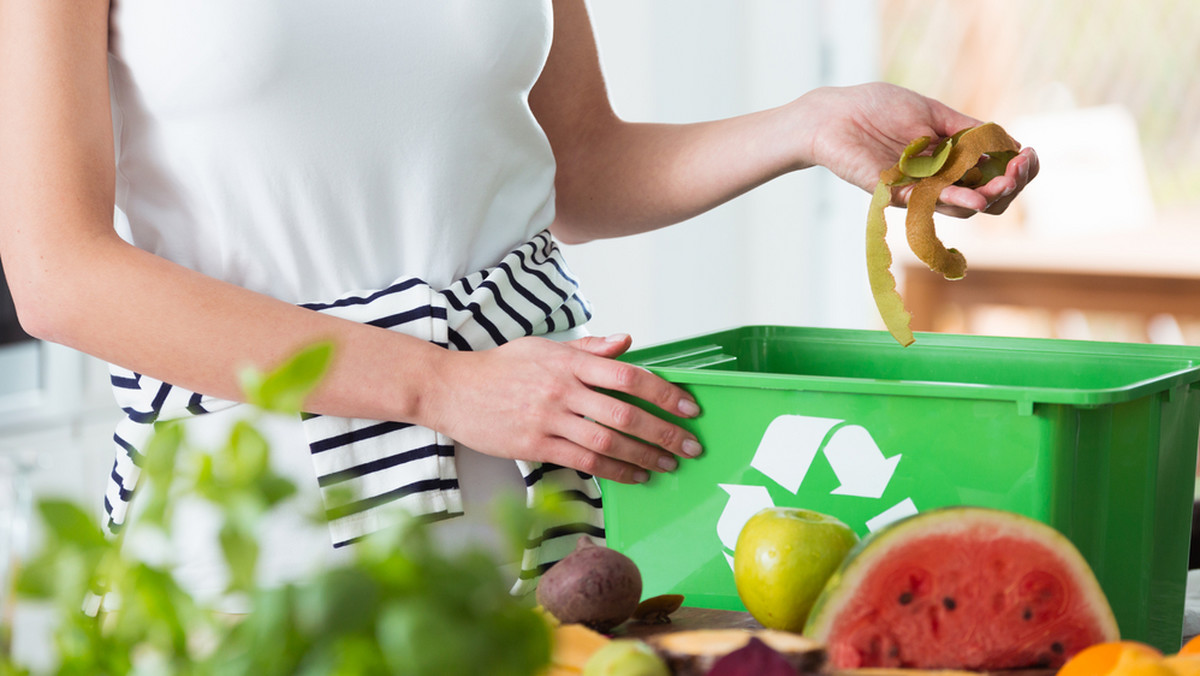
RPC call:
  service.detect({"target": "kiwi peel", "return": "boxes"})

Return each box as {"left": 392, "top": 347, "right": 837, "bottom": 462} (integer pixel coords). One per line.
{"left": 867, "top": 122, "right": 1021, "bottom": 346}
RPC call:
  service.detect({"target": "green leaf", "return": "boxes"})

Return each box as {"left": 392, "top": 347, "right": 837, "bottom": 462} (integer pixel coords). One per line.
{"left": 145, "top": 421, "right": 184, "bottom": 483}
{"left": 484, "top": 606, "right": 554, "bottom": 676}
{"left": 376, "top": 598, "right": 463, "bottom": 676}
{"left": 491, "top": 492, "right": 537, "bottom": 562}
{"left": 12, "top": 554, "right": 55, "bottom": 599}
{"left": 108, "top": 564, "right": 197, "bottom": 657}
{"left": 222, "top": 420, "right": 271, "bottom": 485}
{"left": 35, "top": 500, "right": 110, "bottom": 550}
{"left": 207, "top": 586, "right": 298, "bottom": 676}
{"left": 255, "top": 474, "right": 299, "bottom": 508}
{"left": 219, "top": 521, "right": 260, "bottom": 594}
{"left": 139, "top": 422, "right": 185, "bottom": 528}
{"left": 240, "top": 342, "right": 334, "bottom": 414}
{"left": 0, "top": 657, "right": 31, "bottom": 675}
{"left": 294, "top": 568, "right": 380, "bottom": 637}
{"left": 306, "top": 635, "right": 387, "bottom": 676}
{"left": 5, "top": 341, "right": 556, "bottom": 676}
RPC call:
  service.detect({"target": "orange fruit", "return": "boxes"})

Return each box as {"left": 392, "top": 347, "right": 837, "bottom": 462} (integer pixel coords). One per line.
{"left": 1180, "top": 635, "right": 1200, "bottom": 656}
{"left": 1058, "top": 641, "right": 1163, "bottom": 676}
{"left": 1107, "top": 651, "right": 1180, "bottom": 676}
{"left": 1164, "top": 654, "right": 1200, "bottom": 676}
{"left": 545, "top": 623, "right": 610, "bottom": 674}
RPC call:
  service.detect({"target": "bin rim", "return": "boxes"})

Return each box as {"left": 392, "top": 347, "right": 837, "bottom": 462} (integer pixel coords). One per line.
{"left": 622, "top": 325, "right": 1200, "bottom": 409}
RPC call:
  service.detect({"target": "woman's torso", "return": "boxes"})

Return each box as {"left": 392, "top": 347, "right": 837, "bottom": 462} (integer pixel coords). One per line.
{"left": 108, "top": 0, "right": 558, "bottom": 301}
{"left": 105, "top": 1, "right": 563, "bottom": 592}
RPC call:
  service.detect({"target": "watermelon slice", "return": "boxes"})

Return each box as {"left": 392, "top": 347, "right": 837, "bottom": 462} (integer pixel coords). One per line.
{"left": 803, "top": 507, "right": 1119, "bottom": 671}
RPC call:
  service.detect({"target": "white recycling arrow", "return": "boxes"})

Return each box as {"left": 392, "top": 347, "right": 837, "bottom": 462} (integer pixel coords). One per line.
{"left": 716, "top": 483, "right": 775, "bottom": 552}
{"left": 824, "top": 424, "right": 902, "bottom": 499}
{"left": 750, "top": 415, "right": 841, "bottom": 493}
{"left": 866, "top": 497, "right": 919, "bottom": 532}
{"left": 751, "top": 415, "right": 902, "bottom": 500}
{"left": 716, "top": 416, "right": 916, "bottom": 572}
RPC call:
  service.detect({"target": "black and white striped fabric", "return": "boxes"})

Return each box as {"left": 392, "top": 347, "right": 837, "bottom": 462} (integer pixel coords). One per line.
{"left": 105, "top": 229, "right": 605, "bottom": 593}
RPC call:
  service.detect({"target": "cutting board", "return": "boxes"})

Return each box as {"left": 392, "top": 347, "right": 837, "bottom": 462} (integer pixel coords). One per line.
{"left": 614, "top": 607, "right": 1057, "bottom": 676}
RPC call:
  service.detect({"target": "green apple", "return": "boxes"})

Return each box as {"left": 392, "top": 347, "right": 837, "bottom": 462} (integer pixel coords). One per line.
{"left": 733, "top": 507, "right": 858, "bottom": 632}
{"left": 582, "top": 639, "right": 669, "bottom": 676}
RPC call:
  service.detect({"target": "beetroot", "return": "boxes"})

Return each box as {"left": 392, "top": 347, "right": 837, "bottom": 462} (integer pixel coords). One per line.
{"left": 536, "top": 537, "right": 642, "bottom": 632}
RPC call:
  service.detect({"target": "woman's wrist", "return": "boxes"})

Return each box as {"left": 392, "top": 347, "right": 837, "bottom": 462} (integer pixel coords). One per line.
{"left": 784, "top": 86, "right": 846, "bottom": 174}
{"left": 296, "top": 327, "right": 452, "bottom": 430}
{"left": 404, "top": 340, "right": 458, "bottom": 435}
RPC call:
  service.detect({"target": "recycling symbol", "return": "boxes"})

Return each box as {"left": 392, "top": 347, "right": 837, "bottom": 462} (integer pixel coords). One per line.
{"left": 716, "top": 415, "right": 919, "bottom": 570}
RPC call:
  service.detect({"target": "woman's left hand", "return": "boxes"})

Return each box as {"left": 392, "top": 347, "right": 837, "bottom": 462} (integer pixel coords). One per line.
{"left": 798, "top": 83, "right": 1040, "bottom": 218}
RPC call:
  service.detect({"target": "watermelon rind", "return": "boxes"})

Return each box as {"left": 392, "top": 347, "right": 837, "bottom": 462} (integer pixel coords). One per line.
{"left": 802, "top": 506, "right": 1119, "bottom": 669}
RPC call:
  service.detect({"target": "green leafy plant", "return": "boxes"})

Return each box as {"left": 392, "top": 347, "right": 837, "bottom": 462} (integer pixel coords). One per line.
{"left": 1, "top": 343, "right": 553, "bottom": 675}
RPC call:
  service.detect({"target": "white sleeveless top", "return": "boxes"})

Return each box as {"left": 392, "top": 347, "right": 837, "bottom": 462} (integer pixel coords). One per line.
{"left": 106, "top": 1, "right": 585, "bottom": 601}
{"left": 108, "top": 0, "right": 557, "bottom": 300}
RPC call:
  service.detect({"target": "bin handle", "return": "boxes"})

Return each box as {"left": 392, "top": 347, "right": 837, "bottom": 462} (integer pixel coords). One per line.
{"left": 635, "top": 344, "right": 737, "bottom": 370}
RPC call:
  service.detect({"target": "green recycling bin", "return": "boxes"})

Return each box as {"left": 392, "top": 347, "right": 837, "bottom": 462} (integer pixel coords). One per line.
{"left": 601, "top": 325, "right": 1200, "bottom": 652}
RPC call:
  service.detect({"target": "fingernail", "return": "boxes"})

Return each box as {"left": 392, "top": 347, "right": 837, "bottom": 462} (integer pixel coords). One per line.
{"left": 633, "top": 469, "right": 651, "bottom": 483}
{"left": 658, "top": 456, "right": 678, "bottom": 472}
{"left": 682, "top": 439, "right": 703, "bottom": 458}
{"left": 606, "top": 333, "right": 630, "bottom": 343}
{"left": 677, "top": 398, "right": 701, "bottom": 417}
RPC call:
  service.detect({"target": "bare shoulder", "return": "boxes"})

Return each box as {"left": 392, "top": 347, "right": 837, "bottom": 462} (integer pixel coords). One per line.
{"left": 0, "top": 0, "right": 115, "bottom": 219}
{"left": 0, "top": 0, "right": 118, "bottom": 336}
{"left": 529, "top": 0, "right": 618, "bottom": 143}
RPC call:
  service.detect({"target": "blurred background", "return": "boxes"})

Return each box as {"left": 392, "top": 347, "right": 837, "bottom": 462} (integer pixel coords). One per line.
{"left": 3, "top": 0, "right": 1199, "bottom": 661}
{"left": 875, "top": 0, "right": 1200, "bottom": 344}
{"left": 574, "top": 0, "right": 1200, "bottom": 346}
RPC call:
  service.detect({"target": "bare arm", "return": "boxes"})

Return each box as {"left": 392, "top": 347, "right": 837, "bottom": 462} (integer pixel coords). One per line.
{"left": 0, "top": 0, "right": 441, "bottom": 422}
{"left": 532, "top": 0, "right": 1039, "bottom": 244}
{"left": 0, "top": 0, "right": 699, "bottom": 483}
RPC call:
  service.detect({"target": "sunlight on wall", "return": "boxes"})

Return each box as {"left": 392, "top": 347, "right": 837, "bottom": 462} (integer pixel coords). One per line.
{"left": 569, "top": 0, "right": 881, "bottom": 346}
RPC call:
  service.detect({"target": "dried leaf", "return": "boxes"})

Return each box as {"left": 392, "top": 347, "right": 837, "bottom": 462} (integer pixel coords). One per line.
{"left": 632, "top": 594, "right": 685, "bottom": 625}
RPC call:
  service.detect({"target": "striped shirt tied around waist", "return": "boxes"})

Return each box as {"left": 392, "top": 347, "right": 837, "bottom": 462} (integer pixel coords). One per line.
{"left": 105, "top": 229, "right": 604, "bottom": 593}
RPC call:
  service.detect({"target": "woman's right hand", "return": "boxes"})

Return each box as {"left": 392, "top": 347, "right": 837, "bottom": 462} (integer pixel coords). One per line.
{"left": 422, "top": 333, "right": 703, "bottom": 484}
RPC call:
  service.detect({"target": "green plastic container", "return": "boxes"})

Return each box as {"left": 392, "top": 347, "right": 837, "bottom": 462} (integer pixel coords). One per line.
{"left": 602, "top": 326, "right": 1200, "bottom": 652}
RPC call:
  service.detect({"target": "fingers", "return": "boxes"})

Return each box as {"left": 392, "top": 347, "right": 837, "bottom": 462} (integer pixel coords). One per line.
{"left": 557, "top": 412, "right": 678, "bottom": 473}
{"left": 572, "top": 353, "right": 701, "bottom": 420}
{"left": 932, "top": 185, "right": 988, "bottom": 217}
{"left": 540, "top": 437, "right": 651, "bottom": 485}
{"left": 982, "top": 147, "right": 1038, "bottom": 215}
{"left": 565, "top": 333, "right": 632, "bottom": 359}
{"left": 934, "top": 146, "right": 1039, "bottom": 218}
{"left": 535, "top": 425, "right": 676, "bottom": 485}
{"left": 470, "top": 335, "right": 703, "bottom": 484}
{"left": 569, "top": 387, "right": 702, "bottom": 461}
{"left": 557, "top": 344, "right": 703, "bottom": 481}
{"left": 922, "top": 90, "right": 983, "bottom": 140}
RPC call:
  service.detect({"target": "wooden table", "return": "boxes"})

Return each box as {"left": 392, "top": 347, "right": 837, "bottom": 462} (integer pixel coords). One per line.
{"left": 899, "top": 225, "right": 1200, "bottom": 337}
{"left": 616, "top": 607, "right": 1055, "bottom": 675}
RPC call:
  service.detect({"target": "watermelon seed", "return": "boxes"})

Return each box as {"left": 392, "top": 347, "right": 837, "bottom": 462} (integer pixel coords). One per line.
{"left": 942, "top": 597, "right": 956, "bottom": 611}
{"left": 898, "top": 592, "right": 913, "bottom": 605}
{"left": 1022, "top": 607, "right": 1033, "bottom": 621}
{"left": 1051, "top": 642, "right": 1064, "bottom": 654}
